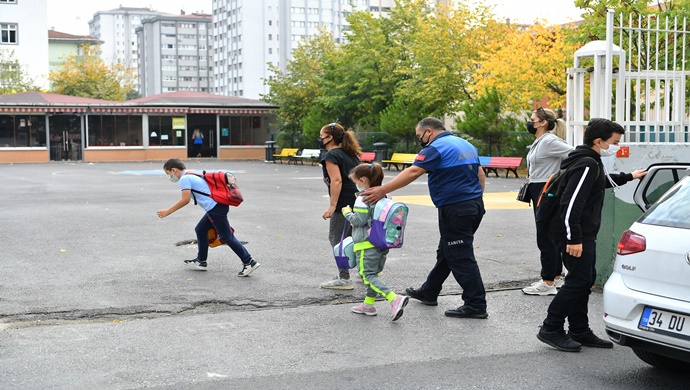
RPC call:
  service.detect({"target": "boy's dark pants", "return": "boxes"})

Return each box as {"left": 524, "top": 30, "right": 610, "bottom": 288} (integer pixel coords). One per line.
{"left": 195, "top": 204, "right": 252, "bottom": 264}
{"left": 543, "top": 239, "right": 596, "bottom": 334}
{"left": 420, "top": 197, "right": 487, "bottom": 310}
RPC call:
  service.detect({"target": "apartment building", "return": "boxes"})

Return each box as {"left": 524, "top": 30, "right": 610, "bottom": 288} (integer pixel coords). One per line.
{"left": 0, "top": 0, "right": 49, "bottom": 88}
{"left": 136, "top": 13, "right": 212, "bottom": 97}
{"left": 48, "top": 30, "right": 101, "bottom": 75}
{"left": 209, "top": 0, "right": 454, "bottom": 99}
{"left": 211, "top": 0, "right": 371, "bottom": 99}
{"left": 88, "top": 6, "right": 171, "bottom": 88}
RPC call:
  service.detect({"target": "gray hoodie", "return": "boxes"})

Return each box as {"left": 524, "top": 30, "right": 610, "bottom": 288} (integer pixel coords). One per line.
{"left": 527, "top": 133, "right": 573, "bottom": 183}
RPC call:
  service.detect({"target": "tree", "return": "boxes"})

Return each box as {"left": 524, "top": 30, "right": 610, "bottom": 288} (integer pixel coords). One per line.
{"left": 319, "top": 8, "right": 412, "bottom": 130}
{"left": 472, "top": 22, "right": 580, "bottom": 112}
{"left": 455, "top": 88, "right": 529, "bottom": 157}
{"left": 262, "top": 28, "right": 338, "bottom": 145}
{"left": 49, "top": 45, "right": 135, "bottom": 101}
{"left": 0, "top": 49, "right": 39, "bottom": 94}
{"left": 396, "top": 1, "right": 499, "bottom": 117}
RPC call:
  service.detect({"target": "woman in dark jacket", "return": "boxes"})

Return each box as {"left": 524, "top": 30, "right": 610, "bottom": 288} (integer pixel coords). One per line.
{"left": 318, "top": 123, "right": 362, "bottom": 290}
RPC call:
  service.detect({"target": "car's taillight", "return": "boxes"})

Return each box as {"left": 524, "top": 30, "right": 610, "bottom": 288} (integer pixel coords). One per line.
{"left": 617, "top": 230, "right": 646, "bottom": 255}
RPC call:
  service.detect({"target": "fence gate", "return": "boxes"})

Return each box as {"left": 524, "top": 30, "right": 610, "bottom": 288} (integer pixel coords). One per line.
{"left": 566, "top": 10, "right": 690, "bottom": 145}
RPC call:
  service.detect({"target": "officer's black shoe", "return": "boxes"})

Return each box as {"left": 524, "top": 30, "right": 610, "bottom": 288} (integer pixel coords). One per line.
{"left": 444, "top": 304, "right": 488, "bottom": 319}
{"left": 537, "top": 326, "right": 581, "bottom": 352}
{"left": 568, "top": 330, "right": 614, "bottom": 348}
{"left": 405, "top": 287, "right": 438, "bottom": 306}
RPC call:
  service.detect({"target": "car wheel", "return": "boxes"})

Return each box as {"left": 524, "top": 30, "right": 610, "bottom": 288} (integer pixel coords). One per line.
{"left": 632, "top": 348, "right": 690, "bottom": 371}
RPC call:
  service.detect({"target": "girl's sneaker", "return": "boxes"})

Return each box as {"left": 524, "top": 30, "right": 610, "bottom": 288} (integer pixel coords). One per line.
{"left": 351, "top": 303, "right": 377, "bottom": 316}
{"left": 390, "top": 295, "right": 409, "bottom": 321}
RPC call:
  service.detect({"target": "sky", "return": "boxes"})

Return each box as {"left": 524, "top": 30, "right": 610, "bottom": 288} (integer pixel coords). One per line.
{"left": 46, "top": 0, "right": 585, "bottom": 36}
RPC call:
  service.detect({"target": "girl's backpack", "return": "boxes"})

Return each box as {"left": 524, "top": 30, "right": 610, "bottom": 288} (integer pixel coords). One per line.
{"left": 368, "top": 198, "right": 409, "bottom": 250}
{"left": 186, "top": 171, "right": 243, "bottom": 207}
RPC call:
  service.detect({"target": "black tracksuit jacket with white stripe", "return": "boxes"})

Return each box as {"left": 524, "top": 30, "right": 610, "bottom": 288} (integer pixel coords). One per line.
{"left": 548, "top": 145, "right": 634, "bottom": 245}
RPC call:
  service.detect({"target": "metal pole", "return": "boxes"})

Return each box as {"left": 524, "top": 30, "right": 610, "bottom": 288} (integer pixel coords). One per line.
{"left": 605, "top": 9, "right": 614, "bottom": 120}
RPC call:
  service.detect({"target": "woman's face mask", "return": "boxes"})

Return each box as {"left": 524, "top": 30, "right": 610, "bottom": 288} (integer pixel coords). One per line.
{"left": 317, "top": 134, "right": 331, "bottom": 147}
{"left": 526, "top": 121, "right": 537, "bottom": 135}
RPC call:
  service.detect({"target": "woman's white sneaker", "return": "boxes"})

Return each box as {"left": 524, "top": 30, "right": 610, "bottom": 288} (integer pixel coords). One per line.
{"left": 522, "top": 280, "right": 557, "bottom": 296}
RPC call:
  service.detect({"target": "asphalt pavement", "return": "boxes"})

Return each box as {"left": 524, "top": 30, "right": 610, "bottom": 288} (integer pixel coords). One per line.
{"left": 0, "top": 160, "right": 684, "bottom": 389}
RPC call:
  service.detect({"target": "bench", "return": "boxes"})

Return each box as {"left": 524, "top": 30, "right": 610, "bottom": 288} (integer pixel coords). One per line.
{"left": 273, "top": 148, "right": 298, "bottom": 164}
{"left": 289, "top": 148, "right": 321, "bottom": 165}
{"left": 480, "top": 156, "right": 523, "bottom": 178}
{"left": 381, "top": 153, "right": 417, "bottom": 171}
{"left": 359, "top": 152, "right": 376, "bottom": 163}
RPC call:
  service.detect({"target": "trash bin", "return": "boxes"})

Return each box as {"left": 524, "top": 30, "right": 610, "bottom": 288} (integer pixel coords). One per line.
{"left": 265, "top": 141, "right": 277, "bottom": 162}
{"left": 373, "top": 142, "right": 388, "bottom": 162}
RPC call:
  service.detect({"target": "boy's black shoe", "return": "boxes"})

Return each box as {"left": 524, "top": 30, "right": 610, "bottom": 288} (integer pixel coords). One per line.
{"left": 405, "top": 287, "right": 438, "bottom": 306}
{"left": 444, "top": 305, "right": 488, "bottom": 319}
{"left": 184, "top": 259, "right": 207, "bottom": 271}
{"left": 238, "top": 259, "right": 260, "bottom": 277}
{"left": 568, "top": 330, "right": 614, "bottom": 348}
{"left": 537, "top": 326, "right": 582, "bottom": 352}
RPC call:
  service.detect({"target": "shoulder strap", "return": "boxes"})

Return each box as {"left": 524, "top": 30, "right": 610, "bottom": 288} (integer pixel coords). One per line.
{"left": 184, "top": 172, "right": 210, "bottom": 205}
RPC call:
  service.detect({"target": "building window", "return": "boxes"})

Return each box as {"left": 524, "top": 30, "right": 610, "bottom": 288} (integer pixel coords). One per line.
{"left": 219, "top": 115, "right": 265, "bottom": 146}
{"left": 0, "top": 23, "right": 18, "bottom": 44}
{"left": 87, "top": 115, "right": 143, "bottom": 147}
{"left": 147, "top": 116, "right": 184, "bottom": 147}
{"left": 0, "top": 115, "right": 47, "bottom": 147}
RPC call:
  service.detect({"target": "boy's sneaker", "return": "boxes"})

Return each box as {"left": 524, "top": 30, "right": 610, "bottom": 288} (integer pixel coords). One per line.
{"left": 351, "top": 303, "right": 377, "bottom": 316}
{"left": 184, "top": 259, "right": 207, "bottom": 271}
{"left": 238, "top": 259, "right": 260, "bottom": 277}
{"left": 554, "top": 278, "right": 565, "bottom": 289}
{"left": 522, "top": 280, "right": 557, "bottom": 296}
{"left": 537, "top": 326, "right": 581, "bottom": 352}
{"left": 320, "top": 277, "right": 354, "bottom": 290}
{"left": 390, "top": 295, "right": 409, "bottom": 321}
{"left": 567, "top": 330, "right": 613, "bottom": 348}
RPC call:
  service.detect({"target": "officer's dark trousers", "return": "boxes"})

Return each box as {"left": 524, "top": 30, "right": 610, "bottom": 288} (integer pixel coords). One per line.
{"left": 420, "top": 197, "right": 487, "bottom": 310}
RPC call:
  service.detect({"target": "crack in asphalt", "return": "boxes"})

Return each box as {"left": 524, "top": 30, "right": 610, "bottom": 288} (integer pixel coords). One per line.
{"left": 0, "top": 281, "right": 534, "bottom": 330}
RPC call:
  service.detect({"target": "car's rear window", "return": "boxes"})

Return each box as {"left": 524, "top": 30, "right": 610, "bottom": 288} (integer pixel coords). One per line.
{"left": 639, "top": 176, "right": 690, "bottom": 229}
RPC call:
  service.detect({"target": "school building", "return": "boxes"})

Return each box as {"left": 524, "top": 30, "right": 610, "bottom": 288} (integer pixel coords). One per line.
{"left": 0, "top": 91, "right": 278, "bottom": 163}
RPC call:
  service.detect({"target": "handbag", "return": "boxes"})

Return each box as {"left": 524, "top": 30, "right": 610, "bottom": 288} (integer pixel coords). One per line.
{"left": 516, "top": 182, "right": 531, "bottom": 203}
{"left": 333, "top": 221, "right": 357, "bottom": 269}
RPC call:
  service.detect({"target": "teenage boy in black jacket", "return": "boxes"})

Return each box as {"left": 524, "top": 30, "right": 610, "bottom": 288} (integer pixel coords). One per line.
{"left": 537, "top": 118, "right": 647, "bottom": 352}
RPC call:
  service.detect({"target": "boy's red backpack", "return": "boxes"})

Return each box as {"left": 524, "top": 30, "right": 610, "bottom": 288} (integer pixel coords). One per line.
{"left": 185, "top": 171, "right": 243, "bottom": 207}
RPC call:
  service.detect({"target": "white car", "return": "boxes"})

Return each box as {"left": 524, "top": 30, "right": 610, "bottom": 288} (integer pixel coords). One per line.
{"left": 604, "top": 163, "right": 690, "bottom": 370}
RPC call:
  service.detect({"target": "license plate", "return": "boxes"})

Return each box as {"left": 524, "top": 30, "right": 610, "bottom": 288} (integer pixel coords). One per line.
{"left": 638, "top": 307, "right": 690, "bottom": 341}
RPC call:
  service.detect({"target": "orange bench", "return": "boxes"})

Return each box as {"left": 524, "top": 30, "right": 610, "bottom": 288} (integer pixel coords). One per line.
{"left": 481, "top": 157, "right": 522, "bottom": 178}
{"left": 359, "top": 152, "right": 376, "bottom": 163}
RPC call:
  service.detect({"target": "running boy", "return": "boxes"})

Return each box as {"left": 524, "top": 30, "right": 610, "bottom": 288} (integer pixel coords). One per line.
{"left": 156, "top": 158, "right": 260, "bottom": 276}
{"left": 342, "top": 163, "right": 409, "bottom": 321}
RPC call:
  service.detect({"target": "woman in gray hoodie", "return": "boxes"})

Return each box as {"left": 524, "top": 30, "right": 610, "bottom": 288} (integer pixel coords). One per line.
{"left": 522, "top": 107, "right": 573, "bottom": 296}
